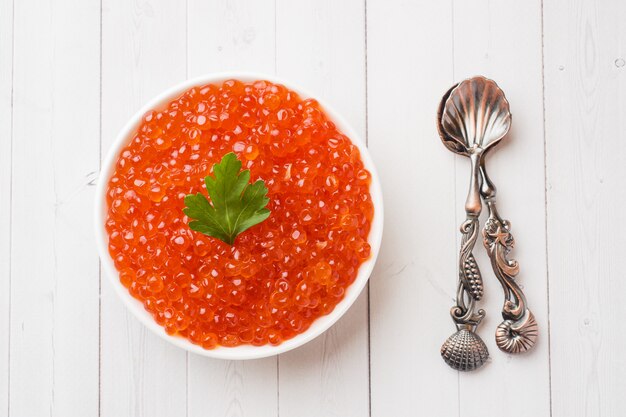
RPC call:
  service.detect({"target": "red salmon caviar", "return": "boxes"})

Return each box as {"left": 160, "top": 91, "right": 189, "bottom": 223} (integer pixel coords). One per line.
{"left": 106, "top": 80, "right": 373, "bottom": 348}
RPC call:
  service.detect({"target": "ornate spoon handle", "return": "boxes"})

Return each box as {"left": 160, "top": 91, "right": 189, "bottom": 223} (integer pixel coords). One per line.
{"left": 441, "top": 152, "right": 491, "bottom": 372}
{"left": 440, "top": 215, "right": 490, "bottom": 372}
{"left": 480, "top": 164, "right": 538, "bottom": 354}
{"left": 453, "top": 216, "right": 486, "bottom": 325}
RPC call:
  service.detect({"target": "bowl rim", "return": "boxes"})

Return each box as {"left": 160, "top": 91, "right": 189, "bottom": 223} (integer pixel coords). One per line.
{"left": 94, "top": 71, "right": 384, "bottom": 360}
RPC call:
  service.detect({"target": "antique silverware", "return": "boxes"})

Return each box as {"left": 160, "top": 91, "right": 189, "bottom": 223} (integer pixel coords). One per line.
{"left": 437, "top": 77, "right": 537, "bottom": 369}
{"left": 436, "top": 79, "right": 496, "bottom": 371}
{"left": 479, "top": 127, "right": 538, "bottom": 355}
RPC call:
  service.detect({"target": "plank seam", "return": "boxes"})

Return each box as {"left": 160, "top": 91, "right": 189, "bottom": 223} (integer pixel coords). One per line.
{"left": 98, "top": 0, "right": 103, "bottom": 416}
{"left": 539, "top": 1, "right": 554, "bottom": 416}
{"left": 185, "top": 0, "right": 189, "bottom": 82}
{"left": 273, "top": 0, "right": 278, "bottom": 75}
{"left": 7, "top": 0, "right": 15, "bottom": 414}
{"left": 364, "top": 0, "right": 372, "bottom": 412}
{"left": 450, "top": 1, "right": 461, "bottom": 415}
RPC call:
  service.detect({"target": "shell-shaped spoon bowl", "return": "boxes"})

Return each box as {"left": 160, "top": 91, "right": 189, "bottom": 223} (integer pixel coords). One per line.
{"left": 437, "top": 76, "right": 512, "bottom": 156}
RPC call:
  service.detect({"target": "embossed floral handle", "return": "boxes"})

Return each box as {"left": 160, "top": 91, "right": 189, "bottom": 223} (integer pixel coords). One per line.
{"left": 440, "top": 157, "right": 490, "bottom": 372}
{"left": 440, "top": 214, "right": 490, "bottom": 372}
{"left": 480, "top": 162, "right": 538, "bottom": 354}
{"left": 452, "top": 216, "right": 485, "bottom": 327}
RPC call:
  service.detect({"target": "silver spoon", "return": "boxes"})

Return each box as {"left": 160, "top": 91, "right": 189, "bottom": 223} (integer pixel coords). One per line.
{"left": 479, "top": 137, "right": 538, "bottom": 354}
{"left": 437, "top": 77, "right": 537, "bottom": 365}
{"left": 436, "top": 78, "right": 496, "bottom": 371}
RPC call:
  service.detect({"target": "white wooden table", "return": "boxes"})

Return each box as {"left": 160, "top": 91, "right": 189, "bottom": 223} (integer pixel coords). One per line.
{"left": 1, "top": 0, "right": 625, "bottom": 416}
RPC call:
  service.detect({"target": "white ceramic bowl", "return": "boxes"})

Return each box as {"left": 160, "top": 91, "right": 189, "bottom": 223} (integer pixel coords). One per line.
{"left": 95, "top": 72, "right": 383, "bottom": 360}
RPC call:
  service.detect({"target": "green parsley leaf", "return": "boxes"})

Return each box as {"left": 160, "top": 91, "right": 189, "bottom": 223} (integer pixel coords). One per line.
{"left": 183, "top": 152, "right": 270, "bottom": 245}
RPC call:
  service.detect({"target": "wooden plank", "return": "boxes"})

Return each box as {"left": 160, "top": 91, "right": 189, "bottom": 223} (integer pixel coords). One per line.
{"left": 0, "top": 0, "right": 13, "bottom": 413}
{"left": 100, "top": 1, "right": 188, "bottom": 416}
{"left": 187, "top": 0, "right": 276, "bottom": 76}
{"left": 188, "top": 359, "right": 278, "bottom": 417}
{"left": 186, "top": 2, "right": 279, "bottom": 416}
{"left": 450, "top": 1, "right": 552, "bottom": 416}
{"left": 274, "top": 1, "right": 370, "bottom": 416}
{"left": 544, "top": 0, "right": 626, "bottom": 416}
{"left": 366, "top": 1, "right": 459, "bottom": 416}
{"left": 8, "top": 0, "right": 101, "bottom": 415}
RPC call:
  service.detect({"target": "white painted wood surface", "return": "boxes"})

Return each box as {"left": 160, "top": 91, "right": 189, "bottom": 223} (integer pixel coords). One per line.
{"left": 1, "top": 0, "right": 625, "bottom": 416}
{"left": 0, "top": 0, "right": 13, "bottom": 414}
{"left": 452, "top": 3, "right": 551, "bottom": 416}
{"left": 544, "top": 1, "right": 626, "bottom": 416}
